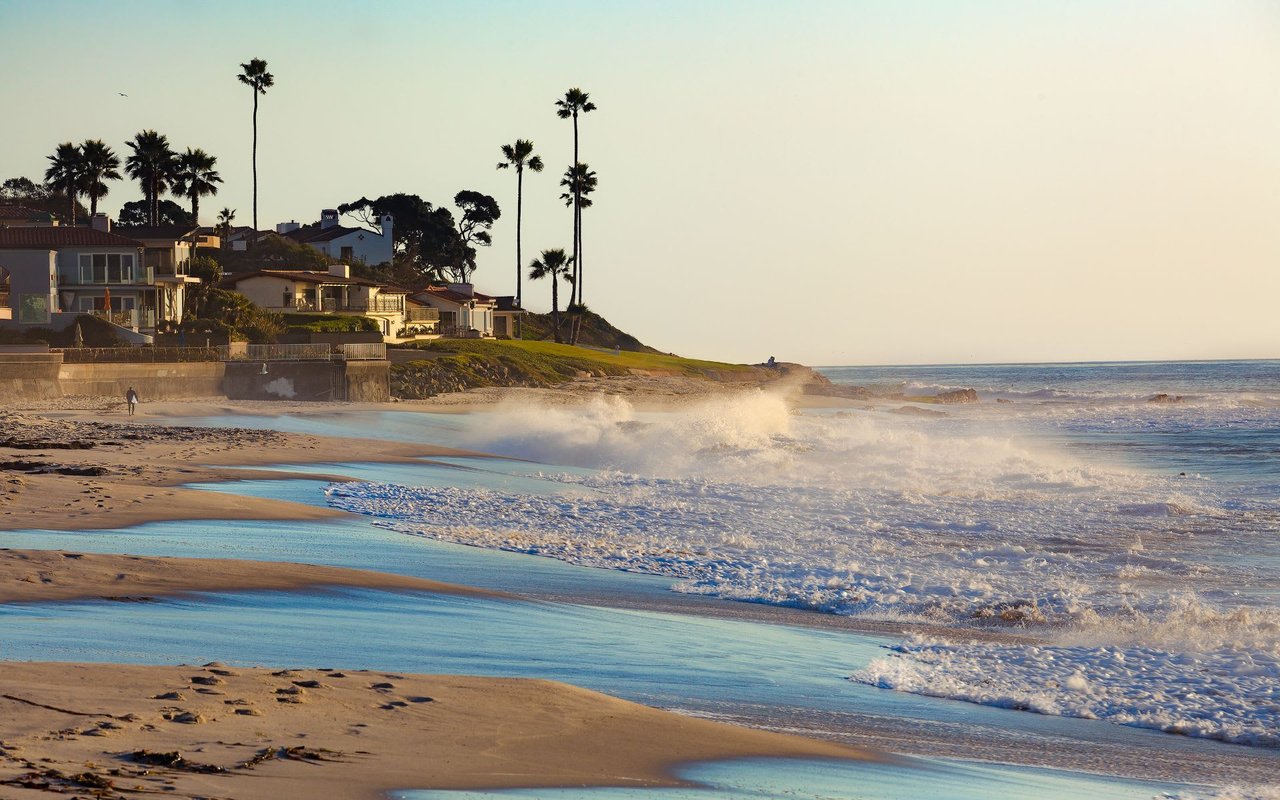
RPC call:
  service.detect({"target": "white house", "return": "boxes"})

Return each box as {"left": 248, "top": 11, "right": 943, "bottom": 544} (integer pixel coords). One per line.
{"left": 277, "top": 209, "right": 394, "bottom": 266}
{"left": 223, "top": 264, "right": 418, "bottom": 340}
{"left": 407, "top": 284, "right": 499, "bottom": 338}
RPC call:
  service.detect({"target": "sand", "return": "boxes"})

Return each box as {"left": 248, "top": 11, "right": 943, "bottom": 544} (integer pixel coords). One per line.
{"left": 0, "top": 663, "right": 875, "bottom": 799}
{"left": 0, "top": 549, "right": 501, "bottom": 604}
{"left": 0, "top": 410, "right": 480, "bottom": 531}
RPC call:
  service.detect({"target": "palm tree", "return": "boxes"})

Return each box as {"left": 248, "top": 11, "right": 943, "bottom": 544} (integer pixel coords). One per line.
{"left": 171, "top": 148, "right": 223, "bottom": 224}
{"left": 215, "top": 207, "right": 236, "bottom": 240}
{"left": 237, "top": 58, "right": 274, "bottom": 230}
{"left": 555, "top": 88, "right": 597, "bottom": 303}
{"left": 559, "top": 162, "right": 597, "bottom": 342}
{"left": 124, "top": 130, "right": 176, "bottom": 226}
{"left": 496, "top": 139, "right": 544, "bottom": 330}
{"left": 528, "top": 248, "right": 572, "bottom": 343}
{"left": 78, "top": 140, "right": 121, "bottom": 217}
{"left": 44, "top": 142, "right": 84, "bottom": 225}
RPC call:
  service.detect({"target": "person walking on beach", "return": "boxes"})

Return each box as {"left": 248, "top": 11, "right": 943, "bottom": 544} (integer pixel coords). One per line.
{"left": 125, "top": 387, "right": 139, "bottom": 416}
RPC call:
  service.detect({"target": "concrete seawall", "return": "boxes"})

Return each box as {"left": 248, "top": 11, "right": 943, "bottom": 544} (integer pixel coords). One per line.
{"left": 0, "top": 353, "right": 389, "bottom": 403}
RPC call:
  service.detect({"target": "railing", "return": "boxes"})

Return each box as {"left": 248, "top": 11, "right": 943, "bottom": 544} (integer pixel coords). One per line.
{"left": 54, "top": 346, "right": 222, "bottom": 363}
{"left": 439, "top": 325, "right": 484, "bottom": 339}
{"left": 59, "top": 266, "right": 156, "bottom": 286}
{"left": 84, "top": 308, "right": 157, "bottom": 329}
{"left": 339, "top": 343, "right": 387, "bottom": 360}
{"left": 406, "top": 307, "right": 440, "bottom": 322}
{"left": 280, "top": 297, "right": 405, "bottom": 314}
{"left": 216, "top": 342, "right": 387, "bottom": 361}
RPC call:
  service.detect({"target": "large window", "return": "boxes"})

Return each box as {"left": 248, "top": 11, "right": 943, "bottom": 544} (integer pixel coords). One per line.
{"left": 78, "top": 253, "right": 136, "bottom": 284}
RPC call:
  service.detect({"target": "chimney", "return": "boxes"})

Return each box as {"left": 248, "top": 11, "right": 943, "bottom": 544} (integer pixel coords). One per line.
{"left": 320, "top": 209, "right": 339, "bottom": 230}
{"left": 447, "top": 283, "right": 474, "bottom": 297}
{"left": 380, "top": 213, "right": 394, "bottom": 240}
{"left": 276, "top": 220, "right": 300, "bottom": 234}
{"left": 329, "top": 264, "right": 350, "bottom": 279}
{"left": 90, "top": 213, "right": 111, "bottom": 233}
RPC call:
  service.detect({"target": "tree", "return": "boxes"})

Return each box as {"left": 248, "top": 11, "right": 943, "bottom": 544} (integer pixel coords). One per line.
{"left": 555, "top": 88, "right": 597, "bottom": 303}
{"left": 124, "top": 130, "right": 176, "bottom": 226}
{"left": 496, "top": 140, "right": 544, "bottom": 323}
{"left": 44, "top": 142, "right": 84, "bottom": 225}
{"left": 215, "top": 208, "right": 236, "bottom": 240}
{"left": 118, "top": 199, "right": 193, "bottom": 227}
{"left": 237, "top": 58, "right": 274, "bottom": 230}
{"left": 338, "top": 193, "right": 463, "bottom": 283}
{"left": 0, "top": 176, "right": 44, "bottom": 201}
{"left": 78, "top": 140, "right": 121, "bottom": 217}
{"left": 171, "top": 148, "right": 222, "bottom": 224}
{"left": 528, "top": 248, "right": 572, "bottom": 343}
{"left": 451, "top": 190, "right": 501, "bottom": 284}
{"left": 559, "top": 163, "right": 597, "bottom": 343}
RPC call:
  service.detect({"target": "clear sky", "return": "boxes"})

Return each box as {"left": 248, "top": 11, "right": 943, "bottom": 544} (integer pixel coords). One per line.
{"left": 2, "top": 0, "right": 1277, "bottom": 365}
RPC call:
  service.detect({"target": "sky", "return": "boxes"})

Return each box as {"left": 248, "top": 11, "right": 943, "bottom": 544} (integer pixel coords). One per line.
{"left": 1, "top": 0, "right": 1278, "bottom": 365}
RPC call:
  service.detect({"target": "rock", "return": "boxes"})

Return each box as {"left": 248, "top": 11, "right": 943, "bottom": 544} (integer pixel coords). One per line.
{"left": 889, "top": 406, "right": 948, "bottom": 418}
{"left": 1148, "top": 393, "right": 1185, "bottom": 404}
{"left": 935, "top": 388, "right": 979, "bottom": 404}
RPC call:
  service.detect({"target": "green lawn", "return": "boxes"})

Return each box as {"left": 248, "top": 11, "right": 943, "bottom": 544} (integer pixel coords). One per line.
{"left": 398, "top": 338, "right": 756, "bottom": 379}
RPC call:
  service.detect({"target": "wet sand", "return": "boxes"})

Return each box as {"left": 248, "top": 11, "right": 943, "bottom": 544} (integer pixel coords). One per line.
{"left": 0, "top": 662, "right": 875, "bottom": 800}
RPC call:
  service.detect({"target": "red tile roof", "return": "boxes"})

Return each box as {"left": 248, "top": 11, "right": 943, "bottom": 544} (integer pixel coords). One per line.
{"left": 0, "top": 227, "right": 143, "bottom": 249}
{"left": 0, "top": 205, "right": 53, "bottom": 220}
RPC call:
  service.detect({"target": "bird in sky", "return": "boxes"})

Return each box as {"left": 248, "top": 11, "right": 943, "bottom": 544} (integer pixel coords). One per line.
{"left": 117, "top": 92, "right": 128, "bottom": 97}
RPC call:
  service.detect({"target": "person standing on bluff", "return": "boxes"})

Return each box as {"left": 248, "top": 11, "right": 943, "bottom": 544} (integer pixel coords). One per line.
{"left": 125, "top": 387, "right": 139, "bottom": 416}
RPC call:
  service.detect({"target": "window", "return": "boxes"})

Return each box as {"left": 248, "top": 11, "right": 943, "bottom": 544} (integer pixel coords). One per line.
{"left": 340, "top": 246, "right": 354, "bottom": 262}
{"left": 78, "top": 253, "right": 135, "bottom": 284}
{"left": 283, "top": 291, "right": 294, "bottom": 307}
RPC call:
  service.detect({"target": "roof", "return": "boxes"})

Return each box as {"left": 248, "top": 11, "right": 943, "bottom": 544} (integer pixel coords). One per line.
{"left": 494, "top": 296, "right": 523, "bottom": 312}
{"left": 0, "top": 205, "right": 53, "bottom": 221}
{"left": 0, "top": 227, "right": 142, "bottom": 249}
{"left": 417, "top": 285, "right": 498, "bottom": 306}
{"left": 113, "top": 225, "right": 201, "bottom": 241}
{"left": 284, "top": 224, "right": 378, "bottom": 244}
{"left": 221, "top": 269, "right": 396, "bottom": 289}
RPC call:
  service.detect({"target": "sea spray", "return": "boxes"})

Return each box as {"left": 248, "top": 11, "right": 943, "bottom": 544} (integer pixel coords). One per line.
{"left": 325, "top": 391, "right": 1280, "bottom": 747}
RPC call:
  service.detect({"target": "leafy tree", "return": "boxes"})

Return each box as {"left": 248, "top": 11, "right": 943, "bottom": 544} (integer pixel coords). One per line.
{"left": 237, "top": 58, "right": 274, "bottom": 230}
{"left": 555, "top": 88, "right": 597, "bottom": 303}
{"left": 528, "top": 247, "right": 572, "bottom": 343}
{"left": 0, "top": 177, "right": 44, "bottom": 200}
{"left": 78, "top": 139, "right": 121, "bottom": 217}
{"left": 185, "top": 255, "right": 223, "bottom": 318}
{"left": 339, "top": 193, "right": 460, "bottom": 282}
{"left": 496, "top": 140, "right": 543, "bottom": 318}
{"left": 451, "top": 190, "right": 501, "bottom": 284}
{"left": 118, "top": 199, "right": 193, "bottom": 227}
{"left": 171, "top": 148, "right": 222, "bottom": 224}
{"left": 44, "top": 142, "right": 84, "bottom": 225}
{"left": 124, "top": 130, "right": 176, "bottom": 226}
{"left": 3, "top": 175, "right": 81, "bottom": 222}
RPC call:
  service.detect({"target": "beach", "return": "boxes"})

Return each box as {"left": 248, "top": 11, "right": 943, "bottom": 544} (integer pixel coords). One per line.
{"left": 4, "top": 365, "right": 1280, "bottom": 798}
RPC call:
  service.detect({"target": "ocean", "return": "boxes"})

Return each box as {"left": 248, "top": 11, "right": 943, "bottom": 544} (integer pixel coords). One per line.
{"left": 315, "top": 359, "right": 1280, "bottom": 750}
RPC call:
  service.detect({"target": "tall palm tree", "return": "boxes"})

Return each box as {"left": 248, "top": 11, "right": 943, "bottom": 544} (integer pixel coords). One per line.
{"left": 215, "top": 207, "right": 236, "bottom": 240}
{"left": 124, "top": 130, "right": 176, "bottom": 226}
{"left": 559, "top": 162, "right": 597, "bottom": 341}
{"left": 171, "top": 148, "right": 223, "bottom": 224}
{"left": 44, "top": 142, "right": 84, "bottom": 225}
{"left": 496, "top": 139, "right": 544, "bottom": 326}
{"left": 528, "top": 248, "right": 572, "bottom": 343}
{"left": 78, "top": 140, "right": 121, "bottom": 217}
{"left": 555, "top": 88, "right": 596, "bottom": 303}
{"left": 237, "top": 58, "right": 274, "bottom": 230}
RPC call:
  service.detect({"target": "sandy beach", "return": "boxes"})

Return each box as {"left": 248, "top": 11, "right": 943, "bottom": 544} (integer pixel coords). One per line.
{"left": 0, "top": 663, "right": 872, "bottom": 800}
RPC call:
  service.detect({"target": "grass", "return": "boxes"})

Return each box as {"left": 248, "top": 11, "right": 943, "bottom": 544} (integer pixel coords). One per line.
{"left": 397, "top": 338, "right": 756, "bottom": 380}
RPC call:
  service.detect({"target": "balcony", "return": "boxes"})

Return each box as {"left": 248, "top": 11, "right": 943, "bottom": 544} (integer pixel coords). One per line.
{"left": 282, "top": 296, "right": 406, "bottom": 314}
{"left": 84, "top": 307, "right": 157, "bottom": 330}
{"left": 406, "top": 307, "right": 440, "bottom": 322}
{"left": 60, "top": 266, "right": 156, "bottom": 286}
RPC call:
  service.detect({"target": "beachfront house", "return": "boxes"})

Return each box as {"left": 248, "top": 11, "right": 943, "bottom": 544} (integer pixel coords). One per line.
{"left": 113, "top": 222, "right": 220, "bottom": 278}
{"left": 406, "top": 284, "right": 500, "bottom": 338}
{"left": 0, "top": 224, "right": 196, "bottom": 339}
{"left": 276, "top": 209, "right": 394, "bottom": 266}
{"left": 223, "top": 265, "right": 416, "bottom": 340}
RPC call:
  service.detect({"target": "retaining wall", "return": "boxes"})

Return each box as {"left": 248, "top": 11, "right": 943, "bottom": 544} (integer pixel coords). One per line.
{"left": 0, "top": 352, "right": 63, "bottom": 401}
{"left": 222, "top": 360, "right": 389, "bottom": 402}
{"left": 58, "top": 362, "right": 226, "bottom": 401}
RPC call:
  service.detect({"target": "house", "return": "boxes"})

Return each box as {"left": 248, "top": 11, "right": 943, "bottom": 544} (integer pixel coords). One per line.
{"left": 113, "top": 220, "right": 219, "bottom": 278}
{"left": 407, "top": 284, "right": 499, "bottom": 338}
{"left": 277, "top": 209, "right": 393, "bottom": 265}
{"left": 0, "top": 226, "right": 197, "bottom": 337}
{"left": 492, "top": 295, "right": 524, "bottom": 338}
{"left": 222, "top": 265, "right": 414, "bottom": 339}
{"left": 0, "top": 205, "right": 58, "bottom": 228}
